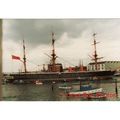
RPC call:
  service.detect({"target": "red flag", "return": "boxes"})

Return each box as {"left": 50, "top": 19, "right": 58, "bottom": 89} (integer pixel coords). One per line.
{"left": 12, "top": 55, "right": 20, "bottom": 60}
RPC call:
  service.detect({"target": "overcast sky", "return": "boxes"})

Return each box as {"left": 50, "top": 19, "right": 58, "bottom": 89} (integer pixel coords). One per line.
{"left": 3, "top": 19, "right": 120, "bottom": 72}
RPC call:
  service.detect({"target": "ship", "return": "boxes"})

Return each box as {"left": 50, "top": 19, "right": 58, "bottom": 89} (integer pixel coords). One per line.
{"left": 3, "top": 32, "right": 115, "bottom": 82}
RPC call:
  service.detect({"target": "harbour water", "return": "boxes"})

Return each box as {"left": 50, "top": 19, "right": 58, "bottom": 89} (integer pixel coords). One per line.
{"left": 2, "top": 76, "right": 120, "bottom": 101}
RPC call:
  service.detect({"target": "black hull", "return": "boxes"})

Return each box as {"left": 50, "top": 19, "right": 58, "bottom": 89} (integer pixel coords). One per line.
{"left": 4, "top": 70, "right": 115, "bottom": 81}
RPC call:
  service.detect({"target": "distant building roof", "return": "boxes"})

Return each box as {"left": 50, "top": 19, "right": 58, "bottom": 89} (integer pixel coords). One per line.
{"left": 89, "top": 61, "right": 120, "bottom": 65}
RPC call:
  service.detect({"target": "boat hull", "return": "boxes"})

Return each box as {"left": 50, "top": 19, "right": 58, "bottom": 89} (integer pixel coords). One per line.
{"left": 59, "top": 86, "right": 72, "bottom": 90}
{"left": 4, "top": 70, "right": 115, "bottom": 81}
{"left": 67, "top": 88, "right": 103, "bottom": 96}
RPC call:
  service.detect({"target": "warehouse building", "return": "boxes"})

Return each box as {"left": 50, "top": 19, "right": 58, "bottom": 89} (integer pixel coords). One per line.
{"left": 87, "top": 61, "right": 120, "bottom": 71}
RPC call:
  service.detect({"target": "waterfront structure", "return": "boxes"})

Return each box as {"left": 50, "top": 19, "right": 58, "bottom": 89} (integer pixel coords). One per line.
{"left": 64, "top": 66, "right": 87, "bottom": 72}
{"left": 88, "top": 33, "right": 120, "bottom": 71}
{"left": 88, "top": 61, "right": 120, "bottom": 71}
{"left": 48, "top": 63, "right": 63, "bottom": 72}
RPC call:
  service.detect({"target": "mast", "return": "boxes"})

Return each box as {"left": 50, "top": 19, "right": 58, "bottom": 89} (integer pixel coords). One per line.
{"left": 79, "top": 59, "right": 84, "bottom": 71}
{"left": 23, "top": 39, "right": 27, "bottom": 73}
{"left": 92, "top": 33, "right": 103, "bottom": 70}
{"left": 51, "top": 32, "right": 57, "bottom": 72}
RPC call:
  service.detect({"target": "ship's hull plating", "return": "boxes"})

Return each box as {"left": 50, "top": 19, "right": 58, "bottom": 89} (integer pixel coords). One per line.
{"left": 4, "top": 70, "right": 115, "bottom": 81}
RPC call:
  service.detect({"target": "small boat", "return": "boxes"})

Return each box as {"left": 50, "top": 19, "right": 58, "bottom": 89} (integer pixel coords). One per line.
{"left": 52, "top": 81, "right": 56, "bottom": 84}
{"left": 13, "top": 79, "right": 24, "bottom": 84}
{"left": 59, "top": 79, "right": 72, "bottom": 90}
{"left": 59, "top": 86, "right": 72, "bottom": 90}
{"left": 67, "top": 85, "right": 103, "bottom": 97}
{"left": 35, "top": 80, "right": 43, "bottom": 85}
{"left": 114, "top": 72, "right": 120, "bottom": 76}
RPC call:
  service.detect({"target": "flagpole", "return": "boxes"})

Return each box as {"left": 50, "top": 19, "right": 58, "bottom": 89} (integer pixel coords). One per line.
{"left": 23, "top": 39, "right": 27, "bottom": 73}
{"left": 0, "top": 19, "right": 2, "bottom": 100}
{"left": 11, "top": 55, "right": 13, "bottom": 73}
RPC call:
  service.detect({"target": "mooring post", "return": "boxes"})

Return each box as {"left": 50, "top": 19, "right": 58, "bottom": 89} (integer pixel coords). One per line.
{"left": 115, "top": 78, "right": 118, "bottom": 98}
{"left": 0, "top": 19, "right": 2, "bottom": 100}
{"left": 52, "top": 82, "right": 54, "bottom": 91}
{"left": 80, "top": 80, "right": 81, "bottom": 90}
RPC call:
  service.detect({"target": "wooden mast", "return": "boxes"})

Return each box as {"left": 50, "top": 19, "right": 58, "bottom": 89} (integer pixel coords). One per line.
{"left": 23, "top": 39, "right": 27, "bottom": 73}
{"left": 92, "top": 33, "right": 103, "bottom": 71}
{"left": 51, "top": 32, "right": 57, "bottom": 72}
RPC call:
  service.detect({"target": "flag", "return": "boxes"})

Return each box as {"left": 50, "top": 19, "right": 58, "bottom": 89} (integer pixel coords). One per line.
{"left": 12, "top": 55, "right": 20, "bottom": 60}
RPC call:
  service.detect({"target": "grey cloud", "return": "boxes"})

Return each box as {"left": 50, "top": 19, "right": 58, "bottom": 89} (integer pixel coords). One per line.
{"left": 3, "top": 19, "right": 120, "bottom": 47}
{"left": 3, "top": 19, "right": 66, "bottom": 46}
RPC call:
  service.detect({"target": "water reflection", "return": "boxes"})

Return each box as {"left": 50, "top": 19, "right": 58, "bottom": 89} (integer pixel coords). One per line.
{"left": 2, "top": 77, "right": 120, "bottom": 101}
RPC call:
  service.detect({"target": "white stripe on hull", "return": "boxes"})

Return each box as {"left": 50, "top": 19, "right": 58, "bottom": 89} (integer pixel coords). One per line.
{"left": 59, "top": 86, "right": 72, "bottom": 89}
{"left": 68, "top": 88, "right": 103, "bottom": 95}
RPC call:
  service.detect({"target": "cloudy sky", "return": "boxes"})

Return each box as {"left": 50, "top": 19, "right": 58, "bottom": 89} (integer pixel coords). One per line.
{"left": 3, "top": 19, "right": 120, "bottom": 72}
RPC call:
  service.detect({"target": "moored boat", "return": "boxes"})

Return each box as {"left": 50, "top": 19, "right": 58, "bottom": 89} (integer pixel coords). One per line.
{"left": 59, "top": 86, "right": 72, "bottom": 90}
{"left": 67, "top": 85, "right": 103, "bottom": 97}
{"left": 35, "top": 80, "right": 43, "bottom": 85}
{"left": 87, "top": 92, "right": 107, "bottom": 99}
